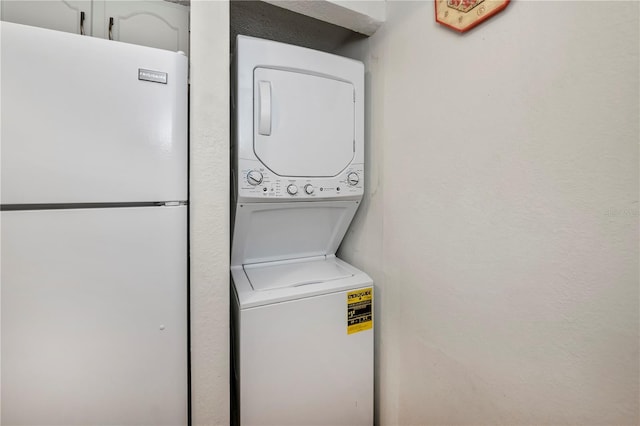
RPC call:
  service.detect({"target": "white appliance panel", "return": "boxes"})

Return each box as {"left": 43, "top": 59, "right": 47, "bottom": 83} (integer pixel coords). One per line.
{"left": 235, "top": 158, "right": 364, "bottom": 203}
{"left": 1, "top": 206, "right": 187, "bottom": 426}
{"left": 0, "top": 22, "right": 188, "bottom": 205}
{"left": 235, "top": 35, "right": 364, "bottom": 203}
{"left": 253, "top": 68, "right": 354, "bottom": 178}
{"left": 231, "top": 201, "right": 359, "bottom": 266}
{"left": 236, "top": 288, "right": 374, "bottom": 426}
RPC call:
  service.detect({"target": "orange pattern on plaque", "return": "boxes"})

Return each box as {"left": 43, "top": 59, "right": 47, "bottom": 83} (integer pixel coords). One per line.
{"left": 447, "top": 0, "right": 484, "bottom": 13}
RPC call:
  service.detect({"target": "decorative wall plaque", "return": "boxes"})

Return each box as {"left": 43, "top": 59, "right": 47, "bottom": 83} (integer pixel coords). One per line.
{"left": 435, "top": 0, "right": 510, "bottom": 33}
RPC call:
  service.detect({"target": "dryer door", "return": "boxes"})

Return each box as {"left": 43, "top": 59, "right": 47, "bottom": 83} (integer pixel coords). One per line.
{"left": 253, "top": 68, "right": 355, "bottom": 177}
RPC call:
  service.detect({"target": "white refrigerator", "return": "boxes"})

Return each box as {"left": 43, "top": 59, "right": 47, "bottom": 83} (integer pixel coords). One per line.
{"left": 0, "top": 22, "right": 188, "bottom": 425}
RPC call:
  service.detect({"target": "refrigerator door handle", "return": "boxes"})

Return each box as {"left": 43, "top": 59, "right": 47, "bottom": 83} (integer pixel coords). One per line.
{"left": 80, "top": 11, "right": 85, "bottom": 35}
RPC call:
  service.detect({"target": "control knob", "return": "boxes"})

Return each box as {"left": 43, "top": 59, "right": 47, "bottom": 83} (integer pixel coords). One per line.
{"left": 287, "top": 184, "right": 298, "bottom": 195}
{"left": 247, "top": 170, "right": 263, "bottom": 186}
{"left": 347, "top": 172, "right": 359, "bottom": 186}
{"left": 304, "top": 184, "right": 314, "bottom": 195}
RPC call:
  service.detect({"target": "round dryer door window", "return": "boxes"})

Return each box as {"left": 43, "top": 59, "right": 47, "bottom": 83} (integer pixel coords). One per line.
{"left": 253, "top": 67, "right": 355, "bottom": 177}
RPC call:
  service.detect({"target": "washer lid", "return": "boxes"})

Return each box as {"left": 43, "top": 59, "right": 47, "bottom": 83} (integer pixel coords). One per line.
{"left": 231, "top": 256, "right": 373, "bottom": 309}
{"left": 253, "top": 67, "right": 355, "bottom": 177}
{"left": 231, "top": 200, "right": 359, "bottom": 266}
{"left": 244, "top": 256, "right": 353, "bottom": 291}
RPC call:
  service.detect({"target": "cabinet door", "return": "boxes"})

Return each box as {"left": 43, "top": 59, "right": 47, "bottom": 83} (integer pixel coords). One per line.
{"left": 97, "top": 0, "right": 189, "bottom": 55}
{"left": 0, "top": 0, "right": 91, "bottom": 36}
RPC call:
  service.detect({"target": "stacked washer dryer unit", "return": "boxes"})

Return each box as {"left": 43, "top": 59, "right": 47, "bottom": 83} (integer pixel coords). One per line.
{"left": 231, "top": 36, "right": 373, "bottom": 426}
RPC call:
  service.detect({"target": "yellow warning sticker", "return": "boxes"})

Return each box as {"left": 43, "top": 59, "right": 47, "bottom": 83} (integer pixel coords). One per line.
{"left": 347, "top": 287, "right": 373, "bottom": 335}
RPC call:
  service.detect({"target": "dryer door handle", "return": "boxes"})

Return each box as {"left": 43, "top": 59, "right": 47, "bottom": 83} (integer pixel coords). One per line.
{"left": 258, "top": 81, "right": 272, "bottom": 136}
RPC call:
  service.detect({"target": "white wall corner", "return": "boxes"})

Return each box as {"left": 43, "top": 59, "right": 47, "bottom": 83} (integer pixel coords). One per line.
{"left": 261, "top": 0, "right": 386, "bottom": 36}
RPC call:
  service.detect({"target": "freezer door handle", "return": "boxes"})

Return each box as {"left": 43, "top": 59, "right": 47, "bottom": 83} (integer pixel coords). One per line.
{"left": 80, "top": 11, "right": 85, "bottom": 35}
{"left": 258, "top": 81, "right": 272, "bottom": 136}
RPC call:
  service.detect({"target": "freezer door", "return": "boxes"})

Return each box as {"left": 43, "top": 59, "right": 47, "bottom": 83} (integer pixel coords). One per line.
{"left": 0, "top": 22, "right": 187, "bottom": 205}
{"left": 253, "top": 67, "right": 355, "bottom": 177}
{"left": 1, "top": 206, "right": 187, "bottom": 426}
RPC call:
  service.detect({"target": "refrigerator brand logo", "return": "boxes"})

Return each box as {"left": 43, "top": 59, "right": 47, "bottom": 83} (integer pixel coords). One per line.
{"left": 138, "top": 69, "right": 167, "bottom": 84}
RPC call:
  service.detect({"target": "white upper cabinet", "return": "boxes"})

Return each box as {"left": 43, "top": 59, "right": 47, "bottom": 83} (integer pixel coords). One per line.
{"left": 0, "top": 0, "right": 188, "bottom": 55}
{"left": 97, "top": 1, "right": 189, "bottom": 55}
{"left": 0, "top": 1, "right": 92, "bottom": 35}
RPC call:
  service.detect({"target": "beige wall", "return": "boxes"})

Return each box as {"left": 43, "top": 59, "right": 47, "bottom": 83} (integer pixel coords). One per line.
{"left": 338, "top": 1, "right": 639, "bottom": 424}
{"left": 189, "top": 1, "right": 230, "bottom": 425}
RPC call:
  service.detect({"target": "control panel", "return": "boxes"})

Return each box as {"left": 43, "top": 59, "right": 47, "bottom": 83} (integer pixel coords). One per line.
{"left": 237, "top": 159, "right": 364, "bottom": 202}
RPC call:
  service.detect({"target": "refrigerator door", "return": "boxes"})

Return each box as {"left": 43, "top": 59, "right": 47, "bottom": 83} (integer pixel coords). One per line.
{"left": 0, "top": 22, "right": 187, "bottom": 205}
{"left": 1, "top": 206, "right": 187, "bottom": 426}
